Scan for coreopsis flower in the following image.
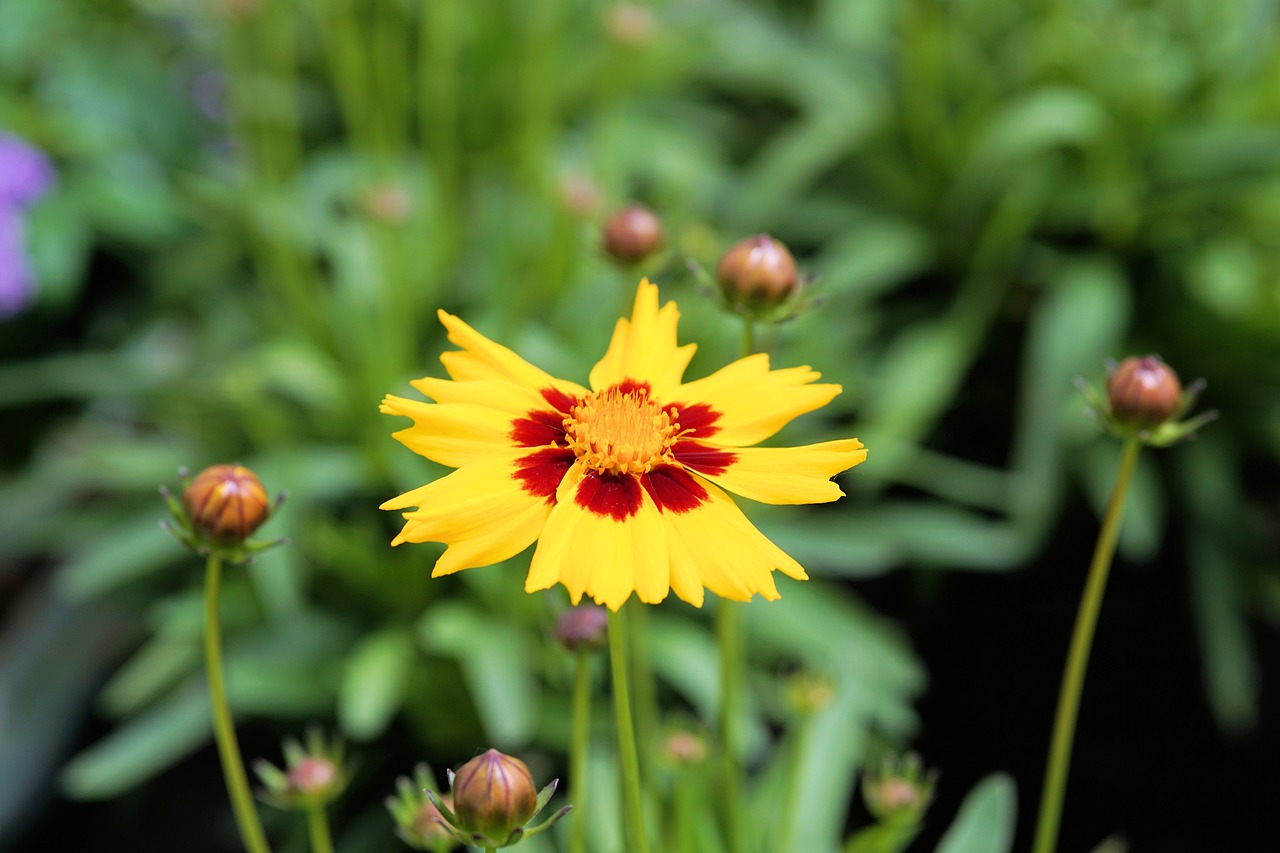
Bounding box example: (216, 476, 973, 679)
(381, 279, 867, 610)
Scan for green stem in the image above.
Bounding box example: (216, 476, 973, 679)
(608, 607, 650, 853)
(740, 315, 756, 358)
(628, 604, 658, 785)
(306, 806, 334, 853)
(775, 714, 814, 853)
(715, 602, 743, 853)
(204, 553, 273, 853)
(569, 651, 593, 853)
(1032, 438, 1141, 853)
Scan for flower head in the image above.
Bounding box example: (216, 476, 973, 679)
(1078, 354, 1217, 446)
(381, 279, 867, 610)
(162, 464, 285, 563)
(603, 204, 664, 264)
(254, 729, 349, 811)
(427, 749, 568, 849)
(553, 604, 609, 652)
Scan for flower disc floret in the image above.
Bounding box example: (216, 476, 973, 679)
(564, 386, 679, 475)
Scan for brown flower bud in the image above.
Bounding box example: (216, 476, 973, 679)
(603, 204, 664, 264)
(182, 464, 271, 543)
(451, 749, 538, 841)
(662, 731, 707, 766)
(1106, 355, 1182, 430)
(715, 234, 799, 307)
(554, 605, 608, 652)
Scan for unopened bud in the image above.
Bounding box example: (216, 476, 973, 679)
(603, 204, 664, 264)
(451, 749, 538, 842)
(604, 4, 656, 46)
(1106, 355, 1182, 430)
(862, 752, 936, 826)
(554, 605, 608, 652)
(182, 464, 271, 543)
(287, 757, 338, 796)
(361, 183, 413, 224)
(662, 731, 707, 766)
(715, 234, 799, 309)
(784, 672, 834, 715)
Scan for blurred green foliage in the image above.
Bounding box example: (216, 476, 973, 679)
(3, 0, 1279, 850)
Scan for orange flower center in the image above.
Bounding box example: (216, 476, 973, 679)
(564, 387, 679, 475)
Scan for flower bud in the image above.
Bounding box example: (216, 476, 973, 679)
(862, 753, 936, 826)
(662, 730, 707, 766)
(603, 204, 663, 264)
(287, 757, 338, 796)
(256, 730, 348, 811)
(361, 183, 413, 224)
(451, 749, 538, 842)
(604, 4, 656, 46)
(784, 672, 834, 716)
(387, 764, 454, 851)
(1106, 355, 1182, 430)
(182, 464, 271, 543)
(554, 605, 608, 652)
(716, 234, 798, 302)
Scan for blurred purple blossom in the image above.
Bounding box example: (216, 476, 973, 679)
(0, 134, 55, 207)
(0, 209, 35, 319)
(0, 135, 55, 319)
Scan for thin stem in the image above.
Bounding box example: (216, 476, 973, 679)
(204, 553, 273, 853)
(628, 604, 658, 786)
(568, 651, 593, 853)
(608, 607, 650, 853)
(306, 806, 334, 853)
(775, 714, 814, 853)
(715, 602, 743, 853)
(1032, 438, 1141, 853)
(740, 315, 755, 357)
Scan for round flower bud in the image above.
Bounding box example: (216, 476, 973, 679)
(715, 234, 799, 308)
(451, 749, 538, 841)
(1106, 355, 1182, 430)
(287, 756, 338, 796)
(603, 204, 664, 264)
(662, 731, 707, 766)
(409, 793, 452, 845)
(182, 464, 271, 543)
(554, 605, 608, 652)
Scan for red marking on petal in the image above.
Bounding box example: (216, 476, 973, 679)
(641, 465, 707, 514)
(510, 409, 566, 447)
(541, 387, 579, 414)
(514, 448, 575, 502)
(575, 471, 643, 521)
(609, 379, 652, 397)
(666, 401, 721, 438)
(672, 441, 737, 476)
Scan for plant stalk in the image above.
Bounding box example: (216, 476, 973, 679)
(608, 607, 650, 853)
(569, 650, 593, 853)
(1032, 438, 1141, 853)
(204, 553, 273, 853)
(306, 806, 334, 853)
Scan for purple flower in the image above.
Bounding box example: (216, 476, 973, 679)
(0, 208, 35, 319)
(0, 134, 55, 208)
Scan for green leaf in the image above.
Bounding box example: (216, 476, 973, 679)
(417, 600, 539, 746)
(60, 686, 210, 800)
(338, 628, 415, 741)
(934, 773, 1017, 853)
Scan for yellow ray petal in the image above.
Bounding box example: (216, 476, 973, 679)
(589, 279, 696, 396)
(381, 395, 516, 467)
(437, 310, 579, 395)
(526, 464, 670, 610)
(386, 451, 555, 576)
(659, 477, 807, 604)
(409, 376, 547, 413)
(666, 353, 842, 446)
(699, 439, 867, 505)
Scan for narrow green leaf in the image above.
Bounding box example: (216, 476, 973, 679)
(934, 773, 1017, 853)
(338, 629, 414, 741)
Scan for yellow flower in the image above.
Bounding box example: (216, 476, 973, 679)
(381, 280, 867, 610)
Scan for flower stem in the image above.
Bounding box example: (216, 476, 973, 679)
(204, 553, 273, 853)
(568, 650, 593, 853)
(306, 806, 334, 853)
(1032, 438, 1141, 853)
(608, 607, 650, 853)
(716, 602, 743, 853)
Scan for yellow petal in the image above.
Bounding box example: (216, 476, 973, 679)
(409, 376, 547, 413)
(666, 353, 842, 446)
(386, 451, 555, 576)
(381, 395, 516, 468)
(589, 279, 696, 396)
(526, 463, 670, 610)
(659, 476, 807, 604)
(700, 439, 867, 505)
(437, 310, 578, 394)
